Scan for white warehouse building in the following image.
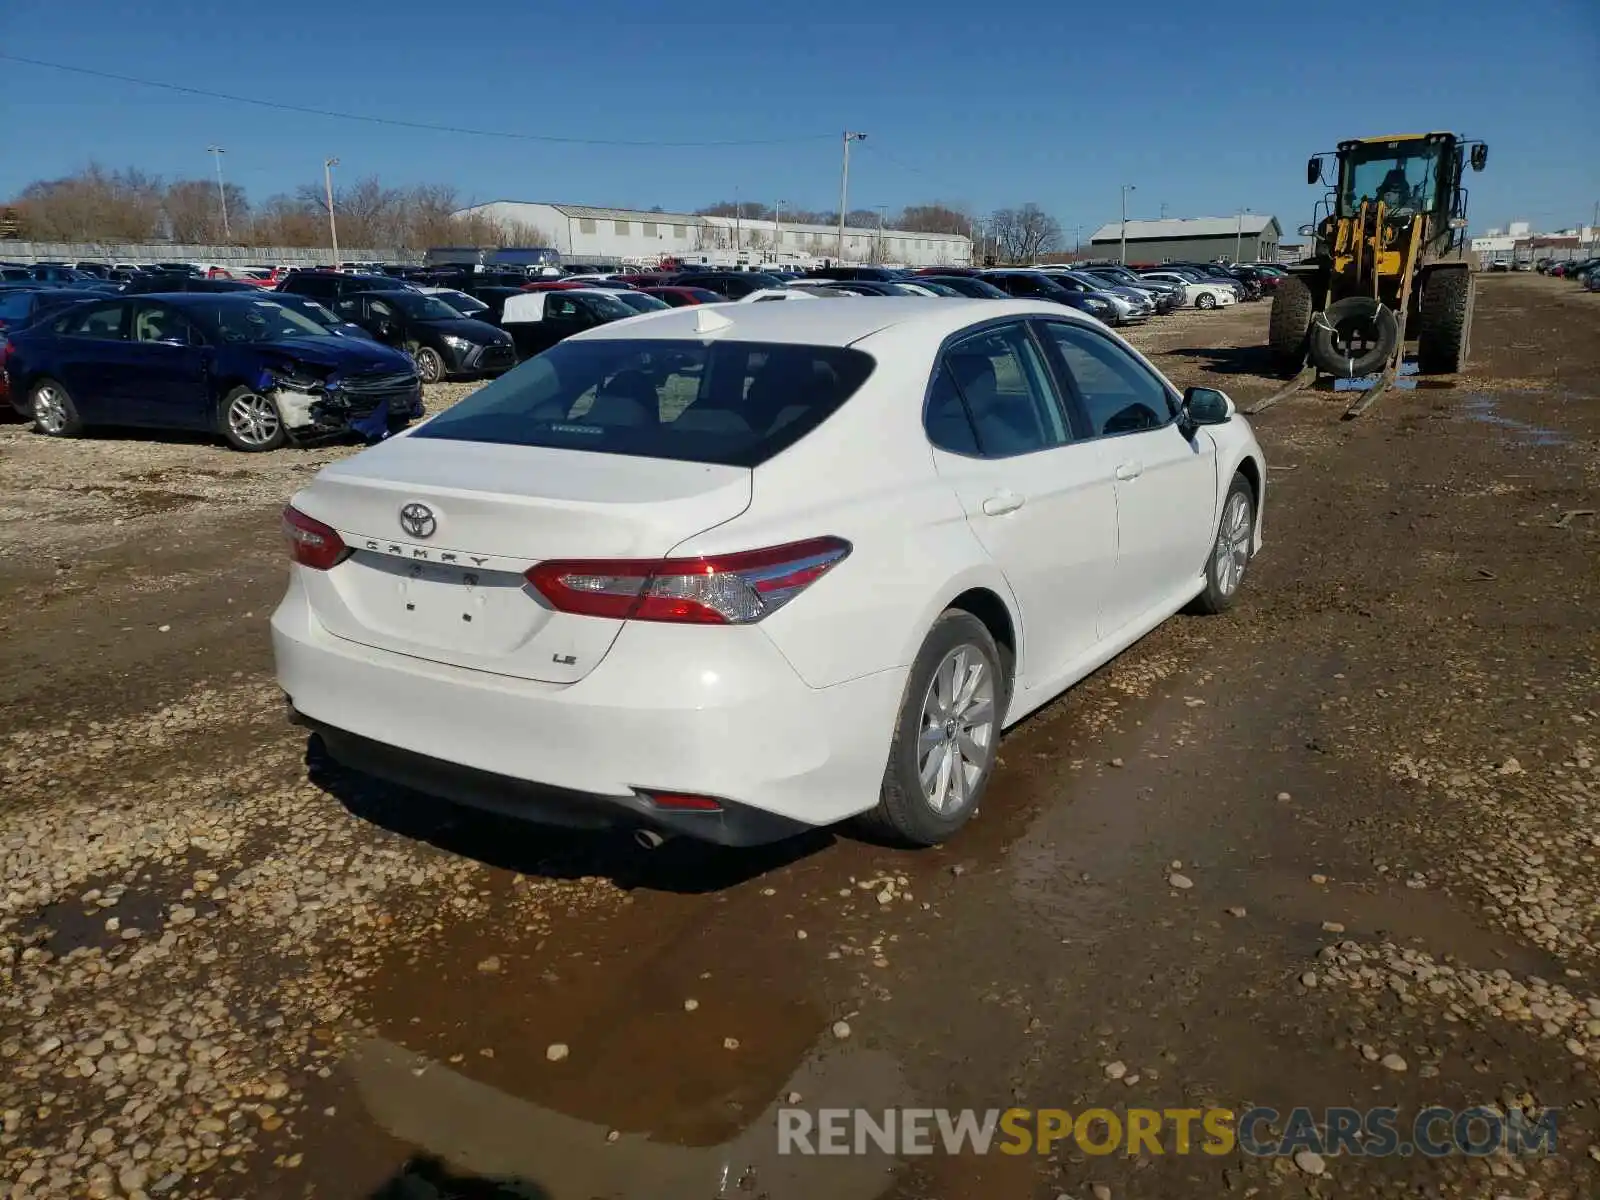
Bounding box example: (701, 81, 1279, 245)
(451, 200, 972, 268)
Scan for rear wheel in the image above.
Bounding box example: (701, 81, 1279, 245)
(1416, 268, 1473, 374)
(219, 385, 286, 452)
(859, 612, 1008, 847)
(29, 378, 82, 437)
(1267, 275, 1315, 373)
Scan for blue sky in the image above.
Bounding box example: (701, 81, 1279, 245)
(4, 0, 1597, 239)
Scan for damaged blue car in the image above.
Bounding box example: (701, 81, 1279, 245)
(3, 292, 423, 451)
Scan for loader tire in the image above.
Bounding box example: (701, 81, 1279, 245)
(1416, 268, 1473, 374)
(1307, 296, 1398, 378)
(1267, 275, 1314, 374)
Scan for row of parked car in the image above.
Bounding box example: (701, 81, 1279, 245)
(0, 255, 1277, 454)
(1537, 256, 1600, 289)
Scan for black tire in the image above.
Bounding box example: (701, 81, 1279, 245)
(218, 385, 287, 452)
(1308, 296, 1399, 378)
(412, 345, 445, 384)
(29, 377, 83, 437)
(1416, 269, 1473, 374)
(1190, 473, 1255, 615)
(1267, 275, 1315, 373)
(1196, 292, 1217, 310)
(858, 611, 1009, 847)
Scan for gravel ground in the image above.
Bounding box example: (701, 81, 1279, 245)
(0, 278, 1597, 1199)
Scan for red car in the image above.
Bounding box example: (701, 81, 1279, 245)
(641, 286, 727, 307)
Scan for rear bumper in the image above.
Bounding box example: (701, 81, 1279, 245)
(271, 576, 907, 843)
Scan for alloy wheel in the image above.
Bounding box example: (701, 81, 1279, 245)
(916, 645, 997, 815)
(227, 392, 281, 448)
(32, 386, 67, 434)
(1213, 491, 1252, 597)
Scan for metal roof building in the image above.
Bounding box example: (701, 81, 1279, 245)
(452, 200, 972, 268)
(1088, 214, 1282, 264)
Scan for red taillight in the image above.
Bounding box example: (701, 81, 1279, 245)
(282, 505, 349, 570)
(525, 536, 851, 625)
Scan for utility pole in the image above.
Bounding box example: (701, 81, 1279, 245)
(838, 131, 866, 262)
(323, 158, 340, 264)
(206, 146, 230, 242)
(875, 205, 888, 265)
(774, 199, 785, 265)
(1235, 207, 1251, 263)
(1120, 184, 1136, 265)
(1159, 201, 1168, 219)
(1074, 224, 1083, 257)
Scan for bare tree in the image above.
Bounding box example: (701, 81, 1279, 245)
(897, 203, 973, 235)
(987, 203, 1061, 264)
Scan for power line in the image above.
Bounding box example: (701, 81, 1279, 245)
(0, 54, 838, 149)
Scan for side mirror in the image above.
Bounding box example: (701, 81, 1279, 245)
(1180, 386, 1234, 435)
(1470, 143, 1488, 172)
(374, 319, 397, 341)
(1298, 224, 1316, 238)
(1306, 155, 1323, 186)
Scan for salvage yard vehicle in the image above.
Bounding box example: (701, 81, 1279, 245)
(1138, 270, 1238, 309)
(5, 293, 421, 451)
(979, 270, 1123, 322)
(1269, 131, 1488, 385)
(331, 290, 516, 383)
(498, 288, 638, 360)
(272, 299, 1265, 848)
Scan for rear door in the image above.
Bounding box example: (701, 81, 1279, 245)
(1038, 320, 1216, 632)
(924, 320, 1117, 688)
(51, 301, 131, 420)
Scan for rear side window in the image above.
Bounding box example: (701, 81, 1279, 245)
(0, 292, 35, 321)
(413, 339, 875, 468)
(59, 302, 127, 340)
(928, 324, 1070, 457)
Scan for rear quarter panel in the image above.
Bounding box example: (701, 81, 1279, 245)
(664, 321, 1023, 692)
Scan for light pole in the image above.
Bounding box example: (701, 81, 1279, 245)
(838, 131, 866, 262)
(323, 157, 340, 264)
(733, 191, 742, 256)
(773, 199, 785, 266)
(1235, 207, 1251, 263)
(875, 205, 888, 264)
(1120, 184, 1136, 264)
(206, 146, 230, 243)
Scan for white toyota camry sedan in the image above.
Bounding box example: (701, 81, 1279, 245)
(272, 299, 1265, 847)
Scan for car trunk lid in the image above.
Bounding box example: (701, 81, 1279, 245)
(294, 436, 751, 683)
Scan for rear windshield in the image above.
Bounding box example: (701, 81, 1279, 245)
(412, 338, 875, 467)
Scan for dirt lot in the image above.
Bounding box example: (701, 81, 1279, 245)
(1, 276, 1596, 1200)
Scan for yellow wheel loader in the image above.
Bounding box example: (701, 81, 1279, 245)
(1268, 133, 1488, 406)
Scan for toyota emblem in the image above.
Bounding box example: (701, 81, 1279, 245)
(399, 502, 437, 539)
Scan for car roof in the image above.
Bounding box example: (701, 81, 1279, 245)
(575, 296, 1086, 348)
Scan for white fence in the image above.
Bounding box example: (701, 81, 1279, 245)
(0, 242, 423, 266)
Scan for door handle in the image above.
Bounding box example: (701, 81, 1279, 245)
(981, 491, 1026, 516)
(1114, 461, 1144, 481)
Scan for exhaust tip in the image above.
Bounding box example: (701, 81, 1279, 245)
(634, 829, 667, 851)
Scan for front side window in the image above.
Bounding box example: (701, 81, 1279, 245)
(930, 323, 1069, 458)
(132, 302, 197, 344)
(1041, 321, 1177, 436)
(412, 339, 875, 467)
